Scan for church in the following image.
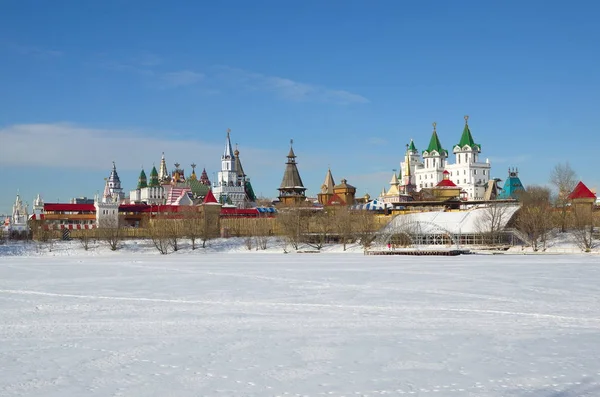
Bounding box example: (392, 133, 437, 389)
(381, 116, 492, 202)
(211, 129, 257, 208)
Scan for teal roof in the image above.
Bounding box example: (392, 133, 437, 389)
(245, 180, 257, 202)
(423, 131, 448, 156)
(454, 123, 481, 151)
(498, 170, 525, 199)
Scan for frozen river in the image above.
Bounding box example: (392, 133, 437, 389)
(1, 253, 600, 396)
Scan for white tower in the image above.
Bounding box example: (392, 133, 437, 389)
(105, 161, 125, 202)
(445, 116, 491, 200)
(212, 129, 248, 207)
(95, 193, 119, 228)
(414, 122, 448, 189)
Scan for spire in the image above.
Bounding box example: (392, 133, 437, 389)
(408, 139, 417, 153)
(158, 152, 169, 182)
(321, 168, 335, 194)
(149, 165, 159, 187)
(278, 139, 306, 199)
(424, 122, 448, 156)
(234, 147, 246, 178)
(454, 115, 481, 152)
(200, 168, 211, 186)
(102, 178, 111, 199)
(137, 168, 148, 189)
(189, 163, 198, 181)
(223, 128, 234, 159)
(405, 143, 411, 178)
(389, 171, 399, 186)
(287, 139, 296, 160)
(107, 161, 121, 188)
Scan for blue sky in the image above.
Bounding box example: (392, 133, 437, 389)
(1, 0, 599, 214)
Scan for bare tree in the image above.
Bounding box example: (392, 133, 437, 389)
(78, 229, 96, 251)
(353, 210, 378, 249)
(98, 216, 122, 251)
(570, 204, 597, 252)
(306, 209, 332, 250)
(476, 202, 513, 246)
(276, 203, 310, 251)
(515, 186, 553, 251)
(181, 206, 203, 250)
(331, 206, 355, 251)
(252, 215, 271, 250)
(550, 162, 577, 233)
(166, 215, 183, 252)
(148, 211, 171, 255)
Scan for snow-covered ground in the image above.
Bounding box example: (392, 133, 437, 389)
(1, 241, 600, 396)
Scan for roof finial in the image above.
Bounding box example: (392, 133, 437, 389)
(464, 115, 469, 125)
(191, 163, 196, 171)
(227, 128, 231, 137)
(290, 138, 294, 146)
(432, 122, 437, 132)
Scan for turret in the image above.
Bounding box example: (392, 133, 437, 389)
(158, 152, 169, 183)
(317, 168, 335, 205)
(422, 122, 448, 169)
(453, 115, 481, 164)
(277, 139, 306, 205)
(137, 168, 148, 189)
(149, 166, 159, 187)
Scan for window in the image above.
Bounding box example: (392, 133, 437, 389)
(474, 169, 477, 175)
(464, 179, 466, 183)
(463, 170, 466, 175)
(483, 170, 486, 175)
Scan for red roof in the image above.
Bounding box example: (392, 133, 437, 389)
(203, 190, 219, 204)
(442, 170, 450, 175)
(44, 203, 95, 212)
(436, 179, 458, 188)
(326, 193, 346, 206)
(119, 204, 151, 213)
(568, 181, 597, 200)
(220, 208, 259, 217)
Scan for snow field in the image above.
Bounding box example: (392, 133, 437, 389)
(1, 253, 600, 396)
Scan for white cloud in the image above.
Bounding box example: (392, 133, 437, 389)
(0, 123, 280, 172)
(160, 70, 204, 88)
(216, 66, 369, 105)
(6, 42, 63, 58)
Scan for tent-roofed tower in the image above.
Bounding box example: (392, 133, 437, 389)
(158, 152, 170, 183)
(137, 168, 148, 189)
(148, 165, 160, 187)
(453, 115, 481, 162)
(212, 129, 254, 207)
(413, 122, 448, 189)
(317, 168, 335, 205)
(498, 168, 525, 199)
(278, 139, 306, 205)
(106, 161, 125, 202)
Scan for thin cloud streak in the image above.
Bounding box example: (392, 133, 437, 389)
(3, 41, 63, 58)
(0, 123, 281, 173)
(160, 70, 204, 88)
(216, 66, 369, 105)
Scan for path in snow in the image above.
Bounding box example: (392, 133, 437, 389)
(1, 253, 600, 396)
